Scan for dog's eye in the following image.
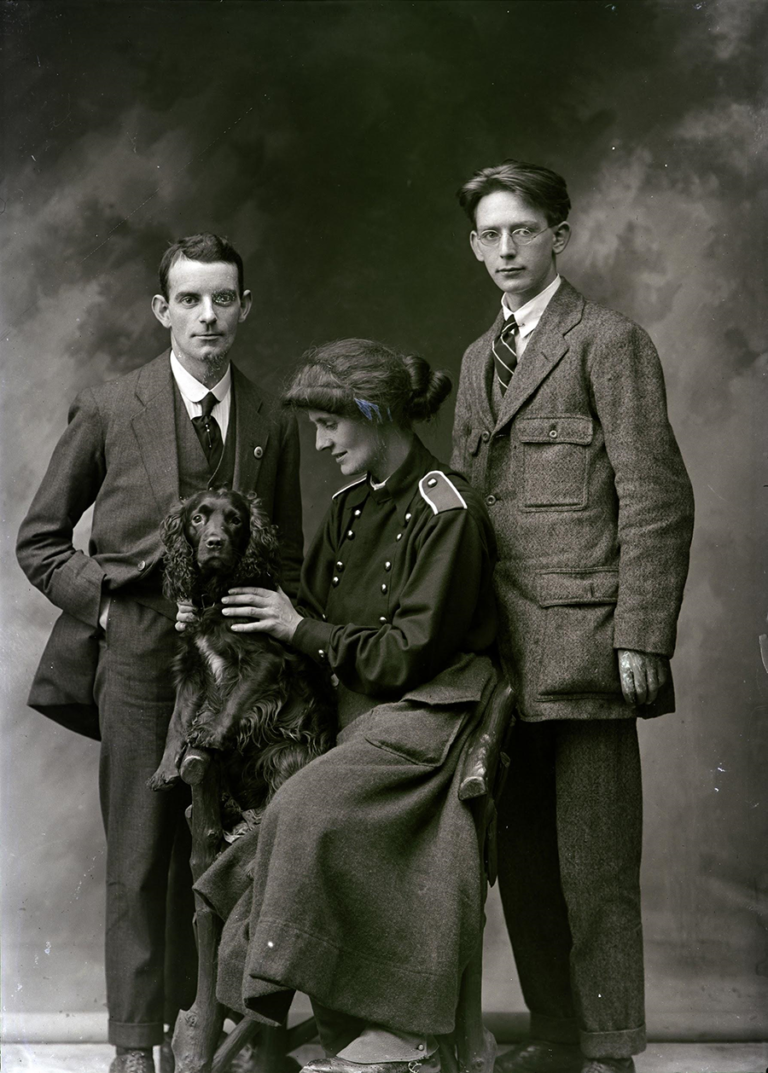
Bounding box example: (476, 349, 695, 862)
(191, 514, 204, 525)
(230, 516, 242, 525)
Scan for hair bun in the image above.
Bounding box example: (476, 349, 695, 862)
(403, 354, 452, 420)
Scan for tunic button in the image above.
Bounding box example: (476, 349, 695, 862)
(381, 583, 388, 594)
(417, 1045, 425, 1051)
(427, 478, 438, 488)
(379, 616, 387, 623)
(332, 576, 340, 586)
(318, 649, 326, 659)
(354, 508, 362, 517)
(267, 940, 274, 948)
(254, 446, 264, 458)
(138, 560, 146, 571)
(384, 561, 391, 571)
(481, 431, 490, 443)
(322, 614, 327, 621)
(405, 512, 412, 522)
(336, 561, 344, 571)
(396, 533, 403, 541)
(549, 428, 558, 438)
(486, 495, 496, 506)
(346, 530, 355, 539)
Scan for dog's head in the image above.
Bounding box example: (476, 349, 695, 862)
(161, 489, 282, 603)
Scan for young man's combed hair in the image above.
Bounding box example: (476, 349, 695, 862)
(458, 159, 571, 227)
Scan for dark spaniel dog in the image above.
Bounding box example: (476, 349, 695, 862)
(148, 489, 335, 819)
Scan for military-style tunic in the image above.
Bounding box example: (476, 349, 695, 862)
(292, 434, 497, 724)
(196, 435, 499, 1036)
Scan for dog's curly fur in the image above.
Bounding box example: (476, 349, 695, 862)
(148, 488, 335, 816)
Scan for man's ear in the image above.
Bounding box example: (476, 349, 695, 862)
(151, 294, 172, 328)
(238, 289, 253, 323)
(469, 231, 486, 263)
(552, 222, 571, 255)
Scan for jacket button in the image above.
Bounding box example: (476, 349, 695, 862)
(384, 561, 391, 571)
(332, 576, 340, 586)
(346, 530, 355, 539)
(379, 616, 387, 623)
(138, 560, 146, 571)
(318, 649, 326, 659)
(481, 431, 490, 442)
(381, 583, 388, 594)
(427, 478, 437, 488)
(396, 533, 403, 541)
(405, 512, 412, 522)
(254, 446, 263, 458)
(336, 561, 344, 571)
(549, 428, 558, 438)
(486, 495, 496, 506)
(353, 508, 362, 517)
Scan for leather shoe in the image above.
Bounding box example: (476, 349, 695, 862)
(581, 1061, 635, 1073)
(302, 1052, 440, 1073)
(495, 1041, 582, 1073)
(110, 1050, 156, 1073)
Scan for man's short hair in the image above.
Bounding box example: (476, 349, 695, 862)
(458, 160, 571, 227)
(158, 232, 244, 299)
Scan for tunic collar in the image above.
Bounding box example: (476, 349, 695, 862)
(342, 435, 440, 514)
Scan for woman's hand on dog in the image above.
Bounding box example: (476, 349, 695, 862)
(222, 586, 303, 643)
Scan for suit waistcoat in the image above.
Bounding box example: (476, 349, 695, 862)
(173, 382, 236, 497)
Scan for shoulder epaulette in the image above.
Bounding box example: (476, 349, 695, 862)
(419, 471, 468, 515)
(332, 475, 368, 500)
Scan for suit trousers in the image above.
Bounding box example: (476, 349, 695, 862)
(95, 597, 197, 1049)
(496, 718, 646, 1059)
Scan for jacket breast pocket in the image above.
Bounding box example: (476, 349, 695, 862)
(518, 416, 592, 510)
(364, 704, 467, 767)
(536, 570, 622, 697)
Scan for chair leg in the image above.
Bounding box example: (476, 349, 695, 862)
(454, 941, 496, 1073)
(173, 751, 227, 1073)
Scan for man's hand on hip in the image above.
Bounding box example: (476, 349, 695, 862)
(618, 649, 669, 706)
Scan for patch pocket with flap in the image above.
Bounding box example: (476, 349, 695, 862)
(536, 570, 622, 697)
(518, 415, 593, 510)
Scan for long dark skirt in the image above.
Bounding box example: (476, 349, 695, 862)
(195, 655, 496, 1037)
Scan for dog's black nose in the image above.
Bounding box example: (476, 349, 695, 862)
(205, 535, 223, 548)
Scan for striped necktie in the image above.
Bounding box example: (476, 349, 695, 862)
(492, 315, 519, 394)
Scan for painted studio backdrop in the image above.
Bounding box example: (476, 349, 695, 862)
(1, 0, 766, 1042)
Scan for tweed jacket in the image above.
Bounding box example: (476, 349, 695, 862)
(17, 350, 303, 736)
(451, 278, 694, 721)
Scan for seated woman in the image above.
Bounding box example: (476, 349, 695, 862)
(194, 338, 499, 1073)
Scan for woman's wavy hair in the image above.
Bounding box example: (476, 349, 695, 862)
(161, 489, 282, 604)
(283, 338, 452, 428)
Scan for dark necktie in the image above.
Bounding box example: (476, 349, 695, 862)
(192, 392, 223, 472)
(492, 315, 520, 395)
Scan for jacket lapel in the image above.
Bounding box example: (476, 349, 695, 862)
(493, 279, 585, 433)
(131, 351, 180, 511)
(231, 365, 268, 492)
(470, 311, 504, 426)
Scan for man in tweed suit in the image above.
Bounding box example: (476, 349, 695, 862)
(451, 162, 694, 1073)
(17, 233, 303, 1073)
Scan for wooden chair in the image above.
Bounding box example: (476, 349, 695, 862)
(170, 678, 516, 1073)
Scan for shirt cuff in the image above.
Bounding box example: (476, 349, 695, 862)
(292, 617, 335, 666)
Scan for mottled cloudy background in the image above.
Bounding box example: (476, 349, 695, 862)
(1, 0, 766, 1041)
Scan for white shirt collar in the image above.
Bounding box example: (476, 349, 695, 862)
(502, 274, 561, 337)
(170, 351, 231, 403)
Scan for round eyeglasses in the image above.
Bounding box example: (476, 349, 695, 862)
(475, 225, 558, 249)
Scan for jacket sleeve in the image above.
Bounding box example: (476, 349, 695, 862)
(589, 322, 695, 656)
(293, 507, 492, 697)
(450, 348, 475, 476)
(271, 409, 304, 601)
(16, 388, 107, 627)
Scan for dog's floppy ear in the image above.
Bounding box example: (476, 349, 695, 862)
(161, 501, 196, 602)
(233, 492, 283, 587)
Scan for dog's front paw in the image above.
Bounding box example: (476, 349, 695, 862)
(147, 763, 180, 792)
(187, 720, 229, 750)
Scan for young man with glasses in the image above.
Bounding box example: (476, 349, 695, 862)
(451, 161, 694, 1073)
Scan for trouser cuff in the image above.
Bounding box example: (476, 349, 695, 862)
(109, 1019, 165, 1049)
(580, 1024, 647, 1059)
(529, 1012, 580, 1045)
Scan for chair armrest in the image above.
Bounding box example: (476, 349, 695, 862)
(458, 680, 516, 801)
